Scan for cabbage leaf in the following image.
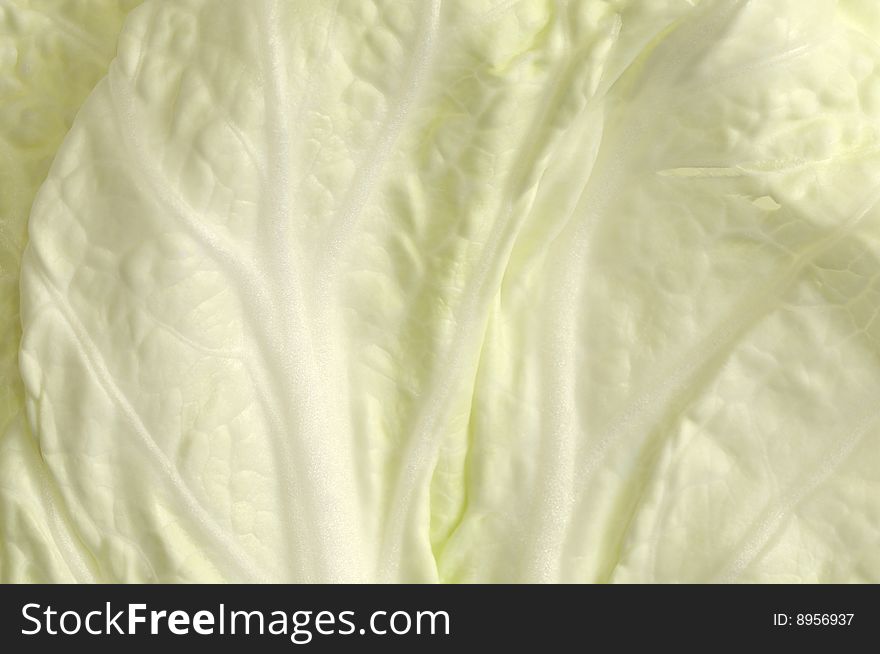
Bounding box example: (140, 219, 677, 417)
(6, 0, 880, 582)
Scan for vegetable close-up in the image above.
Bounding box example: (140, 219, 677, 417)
(2, 0, 879, 584)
